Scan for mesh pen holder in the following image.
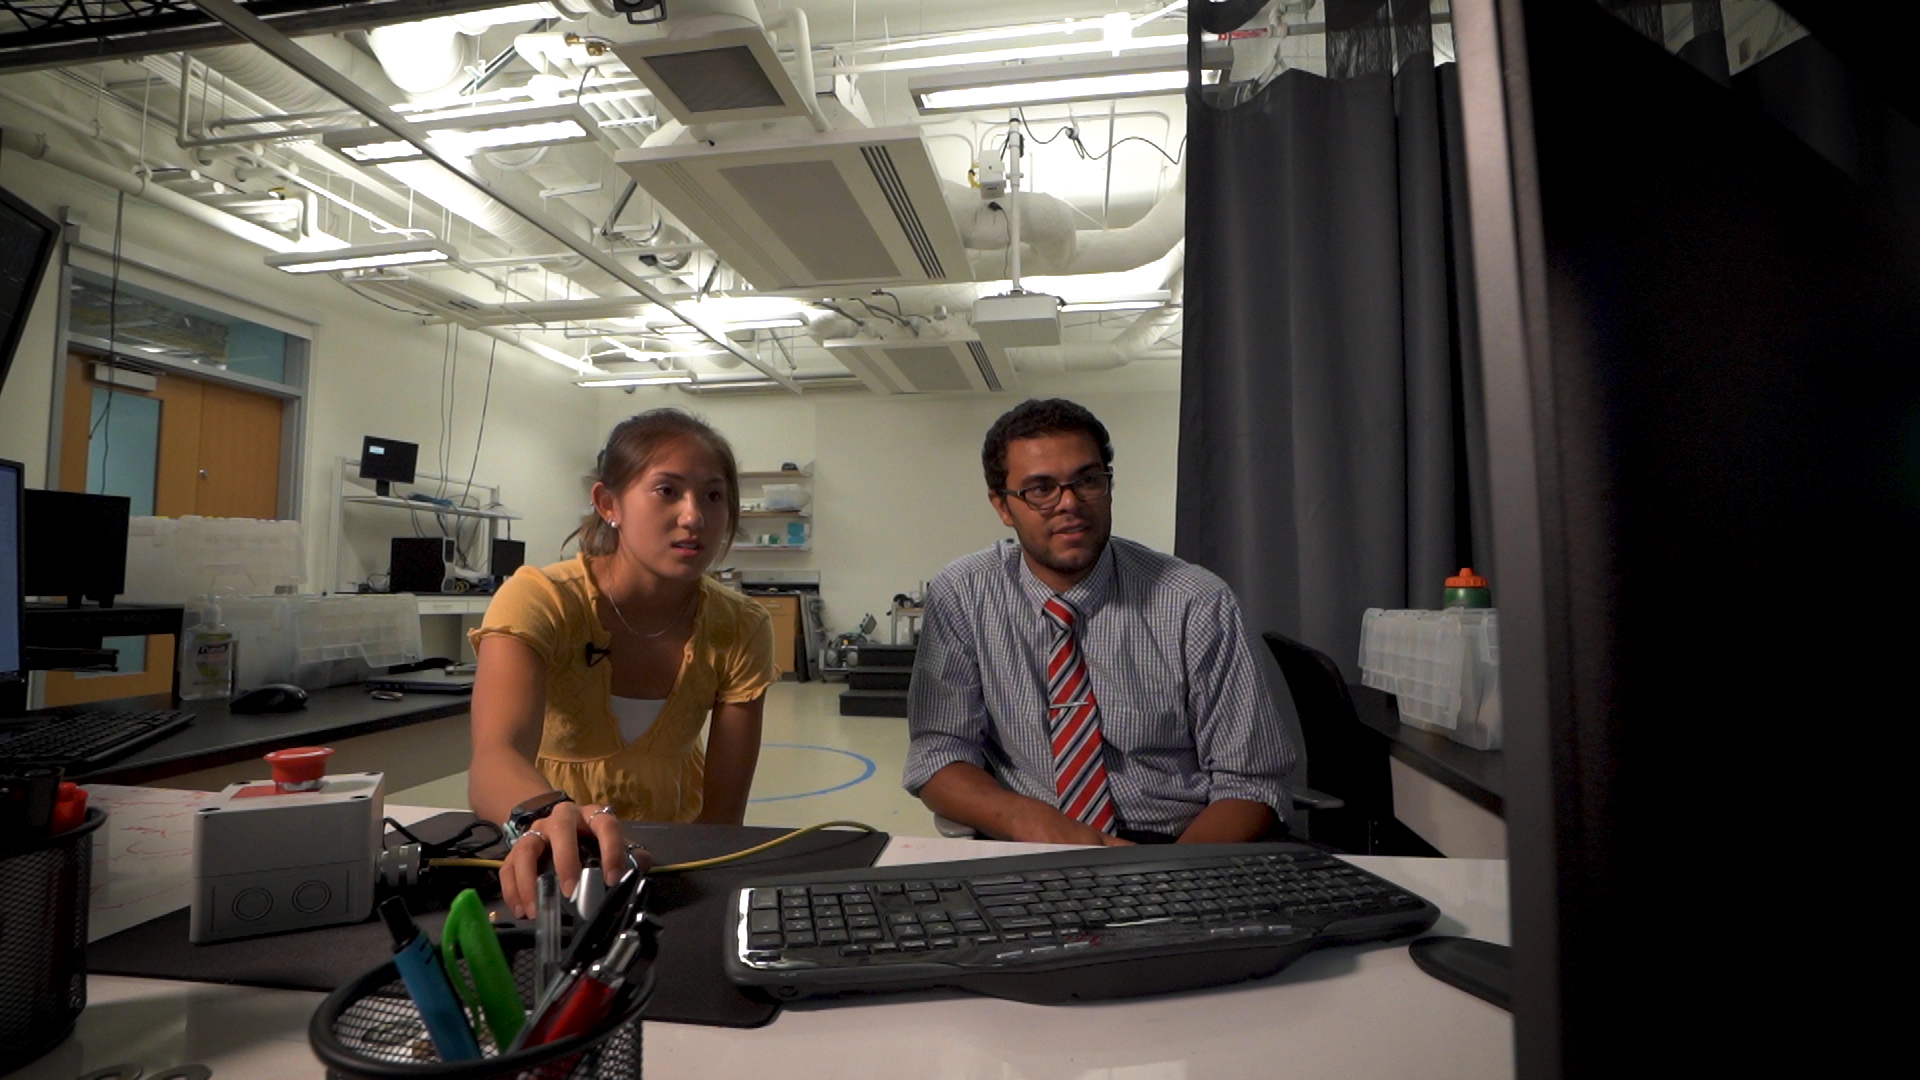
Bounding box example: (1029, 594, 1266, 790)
(310, 932, 650, 1080)
(0, 807, 106, 1069)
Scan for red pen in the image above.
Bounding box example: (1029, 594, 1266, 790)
(517, 930, 642, 1050)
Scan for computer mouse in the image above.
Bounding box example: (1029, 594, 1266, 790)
(230, 683, 310, 714)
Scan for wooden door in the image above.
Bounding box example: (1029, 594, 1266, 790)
(195, 381, 282, 518)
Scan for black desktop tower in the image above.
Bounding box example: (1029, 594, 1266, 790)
(389, 536, 453, 594)
(489, 538, 526, 584)
(22, 490, 131, 607)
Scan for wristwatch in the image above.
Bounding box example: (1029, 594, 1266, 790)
(502, 790, 573, 845)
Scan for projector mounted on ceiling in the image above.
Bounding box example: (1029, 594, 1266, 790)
(823, 335, 1017, 396)
(615, 126, 972, 290)
(611, 28, 812, 126)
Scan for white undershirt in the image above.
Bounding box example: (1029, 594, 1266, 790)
(610, 695, 667, 744)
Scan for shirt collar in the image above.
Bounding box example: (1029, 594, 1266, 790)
(1012, 537, 1116, 618)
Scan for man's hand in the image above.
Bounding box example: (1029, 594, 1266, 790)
(919, 761, 1131, 846)
(1007, 803, 1135, 847)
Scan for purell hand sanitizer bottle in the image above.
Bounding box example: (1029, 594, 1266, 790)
(179, 596, 235, 700)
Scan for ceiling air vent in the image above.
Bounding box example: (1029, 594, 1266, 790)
(615, 127, 970, 290)
(823, 335, 1016, 395)
(611, 28, 811, 126)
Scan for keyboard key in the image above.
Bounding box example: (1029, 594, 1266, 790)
(810, 884, 857, 896)
(889, 913, 920, 924)
(986, 905, 1028, 918)
(748, 933, 782, 949)
(895, 924, 925, 938)
(1110, 907, 1140, 921)
(903, 881, 933, 892)
(900, 938, 929, 951)
(1025, 870, 1067, 882)
(930, 936, 958, 949)
(1083, 908, 1111, 924)
(925, 922, 956, 936)
(845, 904, 877, 917)
(853, 928, 885, 942)
(788, 932, 816, 947)
(1050, 912, 1083, 927)
(871, 942, 899, 954)
(816, 917, 846, 931)
(780, 887, 809, 899)
(1065, 868, 1095, 879)
(818, 930, 849, 945)
(919, 910, 948, 922)
(998, 916, 1050, 930)
(749, 911, 782, 934)
(876, 883, 904, 895)
(1027, 928, 1055, 939)
(934, 880, 964, 891)
(971, 933, 1000, 944)
(1168, 902, 1196, 915)
(785, 919, 814, 933)
(750, 891, 778, 910)
(972, 883, 1036, 898)
(907, 890, 940, 904)
(956, 920, 987, 933)
(950, 909, 980, 921)
(840, 944, 871, 957)
(966, 874, 1025, 887)
(849, 915, 881, 929)
(1027, 902, 1057, 914)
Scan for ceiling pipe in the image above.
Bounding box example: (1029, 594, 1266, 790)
(0, 122, 299, 253)
(960, 163, 1186, 279)
(186, 0, 796, 391)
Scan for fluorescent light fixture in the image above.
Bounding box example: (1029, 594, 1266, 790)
(576, 373, 696, 388)
(324, 104, 599, 163)
(1059, 292, 1174, 313)
(264, 239, 457, 274)
(910, 46, 1230, 114)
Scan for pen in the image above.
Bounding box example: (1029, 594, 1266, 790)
(536, 871, 560, 1006)
(441, 888, 525, 1049)
(378, 897, 481, 1063)
(518, 929, 643, 1050)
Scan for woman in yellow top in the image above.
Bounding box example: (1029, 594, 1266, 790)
(469, 409, 776, 917)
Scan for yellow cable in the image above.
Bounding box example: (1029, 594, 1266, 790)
(423, 820, 879, 874)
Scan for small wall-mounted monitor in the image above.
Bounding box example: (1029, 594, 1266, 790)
(359, 436, 419, 497)
(0, 184, 60, 404)
(23, 489, 131, 608)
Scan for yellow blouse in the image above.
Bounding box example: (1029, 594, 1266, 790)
(469, 555, 776, 822)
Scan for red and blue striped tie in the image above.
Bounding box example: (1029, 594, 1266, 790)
(1043, 596, 1116, 834)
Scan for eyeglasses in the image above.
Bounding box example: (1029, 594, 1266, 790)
(999, 469, 1114, 511)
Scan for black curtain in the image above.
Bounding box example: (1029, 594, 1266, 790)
(1175, 1, 1489, 704)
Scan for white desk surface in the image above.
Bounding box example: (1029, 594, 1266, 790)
(18, 795, 1512, 1080)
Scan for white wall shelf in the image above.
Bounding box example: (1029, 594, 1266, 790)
(343, 495, 523, 521)
(417, 596, 492, 616)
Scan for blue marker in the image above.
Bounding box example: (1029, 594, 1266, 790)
(379, 897, 483, 1062)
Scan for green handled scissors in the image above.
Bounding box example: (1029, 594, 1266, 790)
(441, 888, 525, 1049)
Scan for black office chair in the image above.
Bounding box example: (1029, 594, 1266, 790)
(1263, 631, 1434, 855)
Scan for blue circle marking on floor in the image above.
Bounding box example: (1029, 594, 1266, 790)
(749, 743, 878, 803)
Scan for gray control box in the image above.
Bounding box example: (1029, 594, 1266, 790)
(189, 772, 384, 943)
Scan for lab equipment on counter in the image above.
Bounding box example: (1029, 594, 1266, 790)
(190, 754, 384, 943)
(1358, 607, 1503, 750)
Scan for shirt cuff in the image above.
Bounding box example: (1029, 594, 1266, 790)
(1207, 772, 1293, 824)
(902, 734, 988, 795)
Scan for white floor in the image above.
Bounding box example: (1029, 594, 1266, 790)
(389, 681, 936, 835)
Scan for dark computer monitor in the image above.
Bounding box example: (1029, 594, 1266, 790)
(1, 459, 23, 689)
(22, 489, 131, 608)
(489, 538, 526, 584)
(0, 184, 60, 402)
(1456, 0, 1916, 1073)
(359, 436, 419, 497)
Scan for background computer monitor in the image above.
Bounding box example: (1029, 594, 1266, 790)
(1, 460, 23, 689)
(0, 184, 60, 402)
(358, 436, 419, 497)
(22, 489, 131, 608)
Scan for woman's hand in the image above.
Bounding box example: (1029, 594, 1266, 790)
(499, 800, 646, 918)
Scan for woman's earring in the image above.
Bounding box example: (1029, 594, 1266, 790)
(609, 519, 619, 529)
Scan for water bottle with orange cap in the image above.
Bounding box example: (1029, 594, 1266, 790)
(1443, 568, 1491, 609)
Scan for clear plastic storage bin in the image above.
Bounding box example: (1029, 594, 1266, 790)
(198, 594, 424, 690)
(1358, 608, 1503, 750)
(124, 516, 304, 603)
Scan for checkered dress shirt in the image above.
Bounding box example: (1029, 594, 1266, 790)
(903, 537, 1296, 836)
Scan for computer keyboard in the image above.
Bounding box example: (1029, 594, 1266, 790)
(0, 707, 193, 769)
(725, 843, 1440, 1004)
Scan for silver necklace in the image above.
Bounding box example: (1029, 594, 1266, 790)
(604, 586, 697, 639)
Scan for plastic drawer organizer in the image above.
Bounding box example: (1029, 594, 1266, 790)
(1358, 609, 1503, 751)
(213, 594, 424, 691)
(124, 516, 304, 603)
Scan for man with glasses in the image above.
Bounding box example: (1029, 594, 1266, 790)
(904, 398, 1297, 845)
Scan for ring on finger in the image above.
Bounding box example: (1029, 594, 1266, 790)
(585, 805, 615, 823)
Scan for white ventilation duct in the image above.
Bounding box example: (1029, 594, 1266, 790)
(197, 36, 407, 114)
(366, 3, 575, 101)
(956, 164, 1186, 280)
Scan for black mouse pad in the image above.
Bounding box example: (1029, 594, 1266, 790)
(86, 813, 889, 1028)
